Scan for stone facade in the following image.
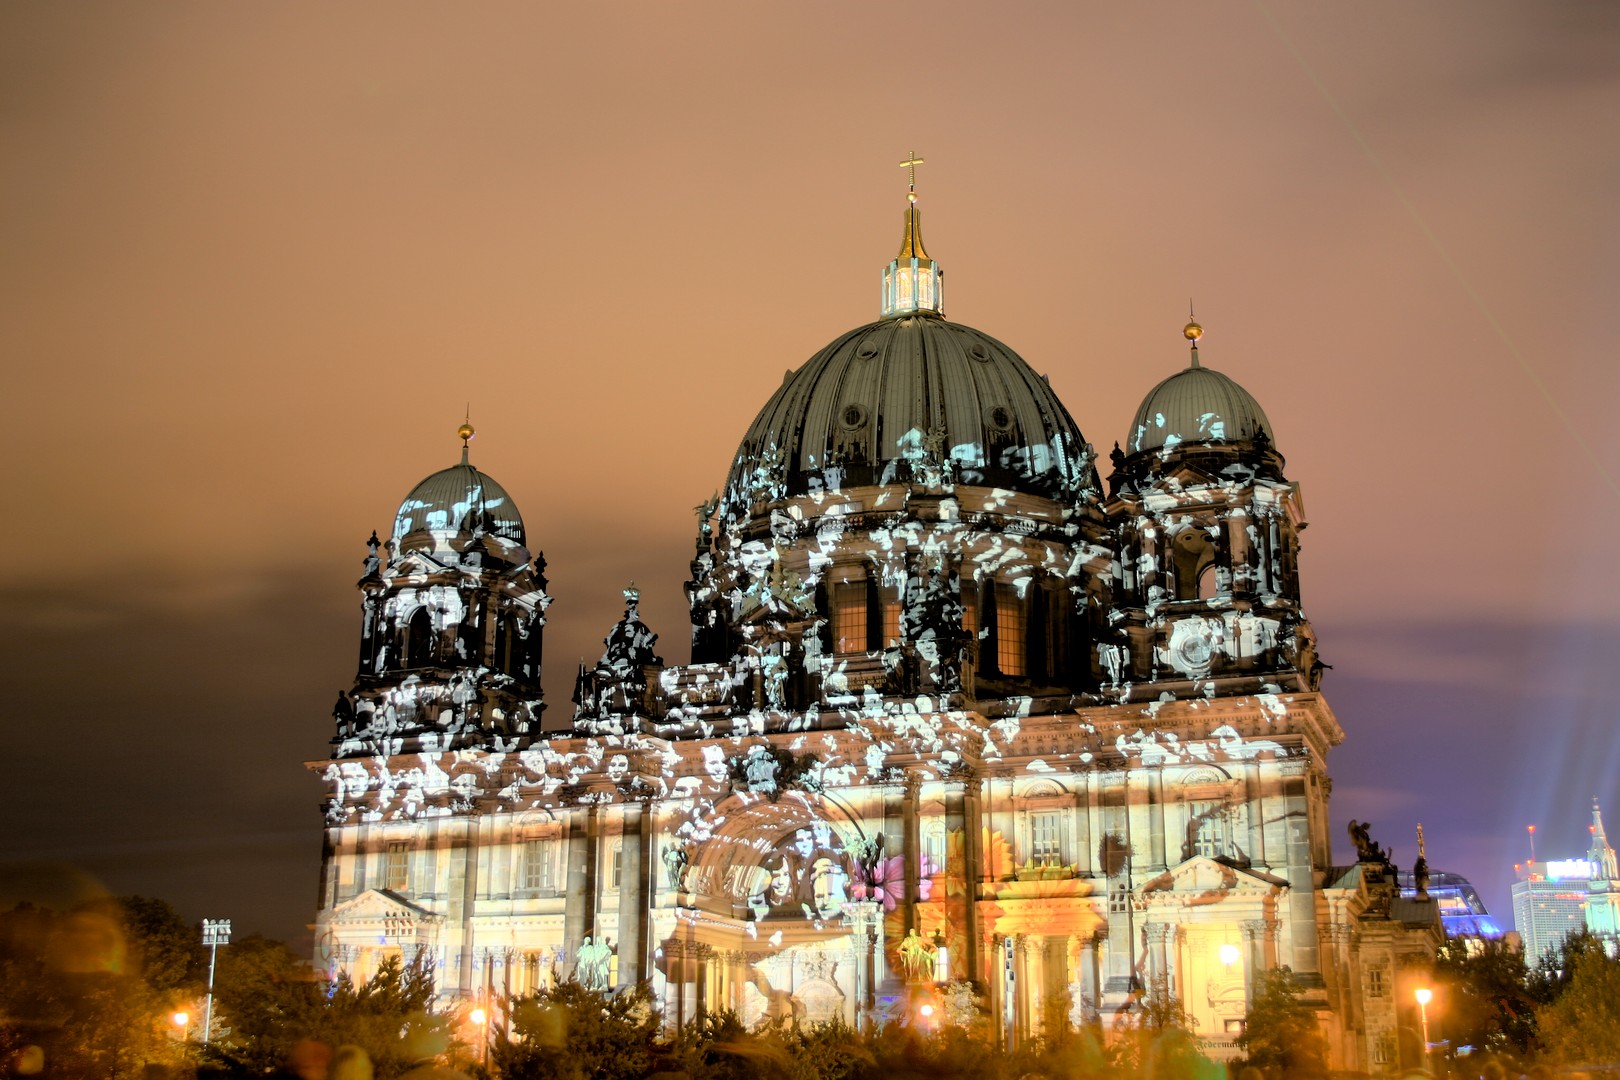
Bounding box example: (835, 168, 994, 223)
(309, 193, 1439, 1070)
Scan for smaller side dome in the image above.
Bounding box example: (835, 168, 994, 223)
(1127, 364, 1273, 455)
(392, 462, 525, 549)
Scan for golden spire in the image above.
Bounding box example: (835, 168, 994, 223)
(882, 152, 943, 318)
(1183, 301, 1203, 368)
(458, 406, 475, 465)
(896, 151, 930, 260)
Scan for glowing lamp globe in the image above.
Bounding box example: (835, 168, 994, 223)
(172, 1011, 189, 1028)
(1414, 987, 1432, 1006)
(469, 1008, 487, 1025)
(1218, 943, 1241, 966)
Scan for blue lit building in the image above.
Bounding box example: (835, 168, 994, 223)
(1397, 870, 1503, 940)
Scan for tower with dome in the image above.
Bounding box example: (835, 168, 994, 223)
(310, 169, 1439, 1070)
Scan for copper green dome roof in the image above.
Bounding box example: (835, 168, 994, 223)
(1127, 363, 1273, 455)
(391, 460, 525, 550)
(723, 315, 1094, 513)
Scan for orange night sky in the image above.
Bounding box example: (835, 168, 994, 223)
(3, 2, 1617, 948)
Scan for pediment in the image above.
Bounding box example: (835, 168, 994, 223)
(1137, 856, 1288, 907)
(330, 888, 439, 924)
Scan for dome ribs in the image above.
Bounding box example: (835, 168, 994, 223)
(723, 317, 1090, 505)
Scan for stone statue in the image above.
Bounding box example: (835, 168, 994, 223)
(1348, 819, 1387, 865)
(663, 845, 689, 891)
(332, 691, 356, 738)
(745, 749, 780, 794)
(898, 928, 937, 982)
(575, 935, 611, 990)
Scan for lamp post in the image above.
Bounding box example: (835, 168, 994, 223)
(201, 919, 231, 1047)
(172, 1011, 190, 1040)
(1414, 987, 1433, 1070)
(469, 1007, 490, 1069)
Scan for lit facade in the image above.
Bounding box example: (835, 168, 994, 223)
(309, 182, 1439, 1071)
(1511, 801, 1620, 964)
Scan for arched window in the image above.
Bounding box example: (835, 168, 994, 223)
(403, 607, 434, 669)
(1197, 563, 1219, 601)
(494, 612, 524, 676)
(1172, 528, 1217, 601)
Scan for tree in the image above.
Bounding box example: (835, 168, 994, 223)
(1534, 934, 1620, 1066)
(0, 896, 205, 1079)
(205, 933, 328, 1074)
(492, 980, 661, 1080)
(206, 946, 453, 1079)
(1432, 936, 1538, 1058)
(1107, 976, 1220, 1080)
(1236, 966, 1329, 1079)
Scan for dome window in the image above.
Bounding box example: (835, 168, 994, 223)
(995, 582, 1027, 677)
(402, 607, 435, 669)
(987, 405, 1014, 433)
(856, 341, 879, 360)
(841, 404, 868, 430)
(970, 342, 990, 362)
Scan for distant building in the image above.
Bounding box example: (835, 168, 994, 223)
(1397, 870, 1503, 940)
(308, 175, 1441, 1072)
(1512, 801, 1620, 964)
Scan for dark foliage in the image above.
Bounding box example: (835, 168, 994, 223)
(1236, 966, 1329, 1079)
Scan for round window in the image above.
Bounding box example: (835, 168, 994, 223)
(841, 404, 867, 429)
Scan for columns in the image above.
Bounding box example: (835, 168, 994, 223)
(1144, 922, 1173, 996)
(1279, 763, 1320, 976)
(616, 802, 651, 985)
(901, 774, 921, 935)
(1072, 930, 1103, 1024)
(1241, 918, 1277, 1005)
(563, 806, 598, 957)
(848, 900, 883, 1029)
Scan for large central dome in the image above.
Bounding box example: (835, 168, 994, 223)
(723, 313, 1093, 512)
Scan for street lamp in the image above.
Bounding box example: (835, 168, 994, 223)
(201, 919, 231, 1048)
(172, 1011, 190, 1039)
(1414, 987, 1433, 1066)
(469, 1007, 489, 1068)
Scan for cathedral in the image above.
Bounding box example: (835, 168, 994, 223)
(310, 171, 1441, 1071)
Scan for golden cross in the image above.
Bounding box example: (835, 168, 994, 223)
(900, 152, 924, 197)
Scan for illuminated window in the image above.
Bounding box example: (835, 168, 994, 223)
(833, 581, 867, 653)
(1031, 811, 1062, 866)
(1367, 967, 1386, 997)
(523, 839, 557, 892)
(386, 841, 410, 892)
(922, 824, 945, 873)
(882, 593, 901, 647)
(996, 583, 1026, 676)
(605, 841, 623, 892)
(1188, 801, 1228, 858)
(1373, 1035, 1394, 1065)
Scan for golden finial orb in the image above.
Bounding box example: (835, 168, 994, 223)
(1183, 319, 1203, 342)
(457, 421, 475, 443)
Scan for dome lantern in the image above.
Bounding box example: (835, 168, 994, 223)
(880, 152, 944, 319)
